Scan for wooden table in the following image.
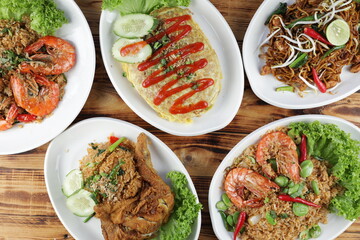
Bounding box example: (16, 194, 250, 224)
(1, 0, 359, 239)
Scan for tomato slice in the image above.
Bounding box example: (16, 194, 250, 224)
(109, 136, 119, 144)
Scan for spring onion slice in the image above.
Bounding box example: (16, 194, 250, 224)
(108, 137, 126, 152)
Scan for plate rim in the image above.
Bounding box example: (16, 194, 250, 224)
(208, 114, 358, 240)
(0, 0, 96, 155)
(242, 0, 360, 110)
(99, 0, 244, 136)
(44, 117, 202, 240)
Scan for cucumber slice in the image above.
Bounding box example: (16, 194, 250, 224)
(326, 19, 350, 46)
(112, 38, 152, 63)
(62, 169, 83, 197)
(113, 14, 156, 38)
(66, 189, 96, 217)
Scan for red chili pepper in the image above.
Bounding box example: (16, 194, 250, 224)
(233, 212, 247, 240)
(311, 68, 327, 93)
(304, 27, 332, 45)
(109, 136, 119, 144)
(299, 134, 307, 163)
(16, 114, 37, 122)
(278, 194, 321, 208)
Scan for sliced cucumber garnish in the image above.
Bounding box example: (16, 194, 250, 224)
(326, 19, 350, 46)
(113, 14, 156, 38)
(112, 38, 152, 63)
(66, 189, 96, 217)
(62, 169, 83, 197)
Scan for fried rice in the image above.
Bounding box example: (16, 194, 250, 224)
(223, 128, 343, 240)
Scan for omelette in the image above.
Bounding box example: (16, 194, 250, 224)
(121, 7, 222, 123)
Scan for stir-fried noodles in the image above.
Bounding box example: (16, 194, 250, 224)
(260, 0, 359, 94)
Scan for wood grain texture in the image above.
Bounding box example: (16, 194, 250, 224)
(0, 0, 359, 239)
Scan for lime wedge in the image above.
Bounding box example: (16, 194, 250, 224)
(326, 19, 350, 46)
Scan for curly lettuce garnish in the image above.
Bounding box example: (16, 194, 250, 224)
(153, 171, 202, 240)
(102, 0, 191, 15)
(288, 121, 360, 220)
(0, 0, 68, 36)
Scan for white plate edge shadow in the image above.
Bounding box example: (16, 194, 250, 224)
(0, 0, 96, 155)
(208, 114, 358, 240)
(242, 0, 360, 110)
(99, 0, 244, 136)
(44, 117, 201, 240)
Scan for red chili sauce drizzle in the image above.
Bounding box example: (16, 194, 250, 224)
(127, 15, 215, 115)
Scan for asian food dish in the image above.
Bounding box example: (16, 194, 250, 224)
(0, 0, 75, 131)
(260, 0, 359, 95)
(216, 121, 360, 240)
(103, 0, 222, 123)
(62, 133, 201, 240)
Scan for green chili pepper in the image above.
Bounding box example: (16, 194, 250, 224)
(108, 137, 126, 152)
(311, 180, 320, 195)
(300, 160, 314, 178)
(289, 53, 308, 68)
(286, 15, 316, 28)
(83, 212, 95, 223)
(321, 45, 345, 59)
(265, 2, 287, 25)
(276, 86, 294, 92)
(292, 202, 309, 216)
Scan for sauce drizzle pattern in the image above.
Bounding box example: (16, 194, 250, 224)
(137, 14, 215, 115)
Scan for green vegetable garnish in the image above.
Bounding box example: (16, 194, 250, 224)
(153, 171, 202, 240)
(0, 0, 68, 35)
(311, 180, 320, 195)
(222, 193, 232, 207)
(216, 201, 227, 211)
(276, 86, 294, 92)
(309, 225, 321, 238)
(300, 160, 314, 178)
(288, 121, 360, 220)
(289, 53, 308, 68)
(265, 211, 277, 225)
(102, 0, 191, 15)
(265, 2, 287, 25)
(108, 137, 126, 152)
(292, 202, 309, 216)
(275, 175, 289, 187)
(321, 45, 345, 59)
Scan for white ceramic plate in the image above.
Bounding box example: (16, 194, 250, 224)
(99, 0, 243, 136)
(44, 117, 201, 240)
(243, 0, 360, 109)
(209, 114, 359, 240)
(0, 0, 95, 155)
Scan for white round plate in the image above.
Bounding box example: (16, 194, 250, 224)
(243, 0, 360, 109)
(99, 0, 243, 136)
(0, 0, 95, 155)
(44, 117, 201, 240)
(209, 114, 359, 240)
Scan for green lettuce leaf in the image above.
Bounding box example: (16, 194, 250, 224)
(102, 0, 191, 15)
(288, 121, 360, 220)
(153, 171, 202, 240)
(0, 0, 67, 36)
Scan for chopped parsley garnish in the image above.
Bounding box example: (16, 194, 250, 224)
(122, 72, 127, 77)
(109, 160, 125, 180)
(0, 50, 27, 70)
(191, 83, 199, 90)
(153, 41, 162, 50)
(160, 58, 168, 66)
(90, 143, 98, 150)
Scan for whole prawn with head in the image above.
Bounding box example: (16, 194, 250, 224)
(256, 131, 301, 183)
(224, 168, 280, 209)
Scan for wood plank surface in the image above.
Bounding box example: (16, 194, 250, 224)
(1, 0, 360, 239)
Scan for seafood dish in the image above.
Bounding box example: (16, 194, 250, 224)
(107, 3, 222, 123)
(260, 0, 359, 95)
(61, 132, 201, 240)
(0, 2, 75, 131)
(215, 121, 360, 240)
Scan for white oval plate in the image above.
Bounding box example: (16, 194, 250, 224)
(209, 114, 359, 240)
(44, 117, 201, 240)
(0, 0, 95, 155)
(243, 0, 360, 109)
(99, 0, 243, 136)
